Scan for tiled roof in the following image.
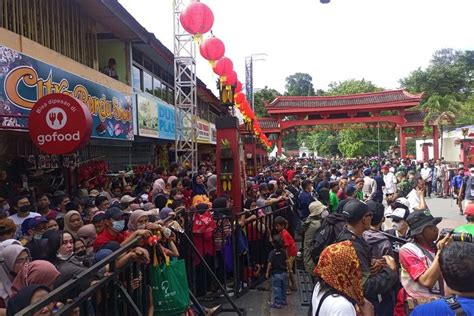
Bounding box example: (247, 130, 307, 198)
(257, 118, 279, 129)
(268, 90, 423, 109)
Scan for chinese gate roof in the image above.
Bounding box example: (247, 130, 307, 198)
(266, 90, 423, 112)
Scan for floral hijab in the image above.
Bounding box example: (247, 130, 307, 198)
(314, 240, 364, 315)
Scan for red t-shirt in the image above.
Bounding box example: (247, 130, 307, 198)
(93, 228, 126, 251)
(280, 229, 297, 257)
(287, 170, 296, 182)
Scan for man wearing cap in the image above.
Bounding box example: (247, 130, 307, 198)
(93, 207, 151, 251)
(302, 201, 329, 276)
(119, 195, 136, 213)
(382, 165, 397, 199)
(20, 216, 48, 259)
(398, 211, 452, 308)
(454, 203, 474, 235)
(338, 200, 399, 305)
(362, 168, 377, 201)
(386, 203, 411, 240)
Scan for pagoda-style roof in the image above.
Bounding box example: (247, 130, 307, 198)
(257, 117, 279, 129)
(266, 90, 423, 113)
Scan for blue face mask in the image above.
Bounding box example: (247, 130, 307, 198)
(112, 220, 125, 232)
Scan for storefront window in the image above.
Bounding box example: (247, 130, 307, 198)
(143, 71, 153, 95)
(132, 65, 141, 91)
(153, 78, 163, 100)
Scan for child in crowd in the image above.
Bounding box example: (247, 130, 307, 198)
(266, 235, 288, 309)
(273, 216, 297, 292)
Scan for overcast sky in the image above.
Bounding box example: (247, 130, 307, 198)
(119, 0, 474, 95)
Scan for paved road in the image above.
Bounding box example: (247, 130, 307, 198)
(221, 197, 467, 316)
(426, 196, 466, 230)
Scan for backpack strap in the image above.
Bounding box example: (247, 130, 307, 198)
(315, 290, 336, 315)
(444, 296, 467, 316)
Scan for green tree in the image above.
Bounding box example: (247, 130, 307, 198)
(253, 86, 281, 118)
(326, 79, 383, 95)
(297, 79, 396, 157)
(285, 73, 316, 96)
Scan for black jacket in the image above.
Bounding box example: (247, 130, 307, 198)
(337, 228, 399, 299)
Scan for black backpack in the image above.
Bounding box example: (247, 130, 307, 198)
(310, 213, 346, 264)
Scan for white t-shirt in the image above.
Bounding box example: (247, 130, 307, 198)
(311, 283, 356, 316)
(8, 211, 41, 238)
(406, 189, 421, 210)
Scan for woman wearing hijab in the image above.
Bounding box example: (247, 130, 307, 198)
(77, 224, 97, 256)
(207, 174, 217, 194)
(311, 240, 372, 316)
(0, 245, 30, 309)
(63, 210, 84, 238)
(6, 285, 54, 316)
(192, 174, 208, 197)
(126, 209, 161, 233)
(11, 260, 60, 295)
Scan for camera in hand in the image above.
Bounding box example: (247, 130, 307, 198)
(440, 228, 473, 243)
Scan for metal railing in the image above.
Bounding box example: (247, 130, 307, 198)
(17, 201, 294, 316)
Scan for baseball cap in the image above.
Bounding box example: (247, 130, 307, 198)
(21, 216, 48, 235)
(363, 168, 372, 176)
(345, 185, 356, 196)
(406, 211, 442, 236)
(342, 199, 372, 222)
(381, 165, 389, 171)
(464, 204, 474, 216)
(120, 195, 136, 204)
(387, 207, 410, 221)
(105, 207, 124, 220)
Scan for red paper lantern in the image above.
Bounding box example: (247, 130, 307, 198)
(235, 81, 243, 93)
(180, 1, 214, 37)
(200, 36, 225, 64)
(223, 71, 237, 86)
(214, 57, 233, 77)
(234, 92, 245, 104)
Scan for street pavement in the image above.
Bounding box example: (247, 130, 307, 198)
(220, 196, 466, 316)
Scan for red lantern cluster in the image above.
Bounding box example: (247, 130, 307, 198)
(179, 1, 271, 150)
(77, 161, 109, 188)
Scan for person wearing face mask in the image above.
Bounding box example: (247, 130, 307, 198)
(74, 238, 92, 267)
(19, 216, 48, 260)
(8, 196, 40, 239)
(302, 201, 329, 277)
(0, 245, 30, 310)
(386, 205, 410, 240)
(93, 207, 151, 251)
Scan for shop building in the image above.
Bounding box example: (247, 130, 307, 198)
(0, 0, 223, 194)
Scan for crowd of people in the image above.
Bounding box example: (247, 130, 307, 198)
(250, 157, 474, 316)
(0, 156, 474, 316)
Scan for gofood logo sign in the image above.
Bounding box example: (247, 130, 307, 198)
(29, 94, 93, 155)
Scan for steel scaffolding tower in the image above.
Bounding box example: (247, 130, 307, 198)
(174, 0, 198, 174)
(245, 57, 253, 111)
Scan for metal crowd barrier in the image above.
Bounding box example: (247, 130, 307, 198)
(17, 201, 294, 316)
